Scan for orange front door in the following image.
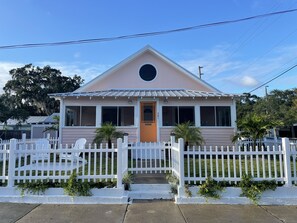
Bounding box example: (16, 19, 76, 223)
(140, 102, 157, 142)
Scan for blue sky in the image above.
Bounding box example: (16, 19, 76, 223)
(0, 0, 297, 96)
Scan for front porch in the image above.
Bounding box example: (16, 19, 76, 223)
(57, 89, 236, 146)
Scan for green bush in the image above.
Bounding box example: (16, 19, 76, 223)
(239, 174, 277, 204)
(63, 173, 91, 196)
(17, 180, 50, 196)
(198, 177, 223, 199)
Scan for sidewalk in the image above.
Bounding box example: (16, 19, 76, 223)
(1, 201, 297, 223)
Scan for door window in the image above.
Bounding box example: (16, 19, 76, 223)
(142, 103, 155, 122)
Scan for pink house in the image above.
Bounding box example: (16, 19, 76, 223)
(50, 46, 237, 146)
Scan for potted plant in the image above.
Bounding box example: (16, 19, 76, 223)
(122, 173, 133, 191)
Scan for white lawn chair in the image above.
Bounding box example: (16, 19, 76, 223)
(60, 138, 87, 163)
(31, 139, 51, 163)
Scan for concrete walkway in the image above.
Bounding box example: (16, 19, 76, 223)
(1, 201, 297, 223)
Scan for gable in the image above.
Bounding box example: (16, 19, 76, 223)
(76, 47, 219, 93)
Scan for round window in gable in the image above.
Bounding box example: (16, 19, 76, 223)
(139, 64, 157, 81)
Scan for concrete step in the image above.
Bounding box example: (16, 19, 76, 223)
(129, 184, 174, 200)
(132, 173, 167, 184)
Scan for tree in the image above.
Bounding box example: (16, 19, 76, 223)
(93, 123, 124, 148)
(0, 94, 11, 123)
(233, 114, 281, 149)
(236, 89, 297, 139)
(253, 89, 297, 127)
(236, 93, 259, 121)
(172, 121, 204, 150)
(3, 64, 83, 119)
(287, 96, 297, 124)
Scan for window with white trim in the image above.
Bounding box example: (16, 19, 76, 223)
(65, 106, 96, 126)
(162, 106, 195, 126)
(200, 106, 231, 126)
(102, 106, 134, 126)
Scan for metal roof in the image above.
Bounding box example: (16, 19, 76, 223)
(49, 89, 236, 98)
(3, 113, 60, 126)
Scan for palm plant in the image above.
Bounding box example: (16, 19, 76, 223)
(93, 122, 124, 148)
(232, 114, 281, 150)
(172, 121, 204, 150)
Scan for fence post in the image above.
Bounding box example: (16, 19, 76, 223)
(123, 135, 128, 147)
(117, 138, 123, 189)
(282, 137, 292, 187)
(46, 133, 50, 140)
(22, 133, 26, 142)
(170, 135, 175, 146)
(178, 138, 185, 186)
(177, 138, 185, 198)
(8, 139, 17, 187)
(21, 133, 26, 151)
(123, 135, 128, 175)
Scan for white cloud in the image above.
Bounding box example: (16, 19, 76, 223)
(0, 62, 24, 94)
(241, 75, 259, 87)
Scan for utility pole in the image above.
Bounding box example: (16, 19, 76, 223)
(265, 85, 269, 97)
(198, 66, 203, 79)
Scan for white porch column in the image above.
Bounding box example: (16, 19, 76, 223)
(96, 105, 102, 127)
(195, 105, 200, 127)
(231, 99, 237, 130)
(135, 100, 140, 142)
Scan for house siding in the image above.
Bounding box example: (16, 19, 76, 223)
(160, 127, 174, 142)
(200, 128, 235, 146)
(61, 127, 138, 145)
(62, 128, 96, 145)
(160, 127, 234, 146)
(117, 127, 138, 143)
(82, 51, 213, 92)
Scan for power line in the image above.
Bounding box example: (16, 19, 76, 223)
(248, 63, 297, 93)
(226, 1, 283, 59)
(1, 8, 297, 50)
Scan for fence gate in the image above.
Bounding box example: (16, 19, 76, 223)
(127, 142, 172, 174)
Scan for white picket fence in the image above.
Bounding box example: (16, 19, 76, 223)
(181, 138, 297, 186)
(0, 135, 296, 192)
(0, 133, 59, 161)
(0, 138, 121, 188)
